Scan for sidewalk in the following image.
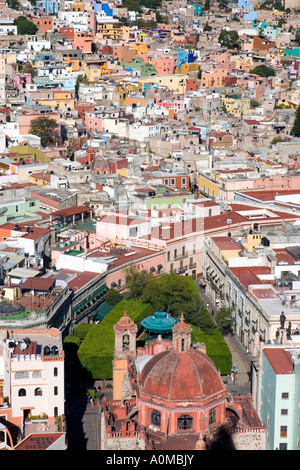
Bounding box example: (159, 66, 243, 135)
(223, 334, 251, 386)
(194, 279, 251, 387)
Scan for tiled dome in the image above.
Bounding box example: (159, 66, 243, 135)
(139, 348, 225, 401)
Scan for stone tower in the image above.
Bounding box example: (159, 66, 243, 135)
(172, 314, 192, 352)
(113, 310, 138, 401)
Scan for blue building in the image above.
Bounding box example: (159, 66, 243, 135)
(252, 335, 300, 450)
(35, 0, 59, 14)
(94, 1, 113, 16)
(238, 0, 257, 21)
(177, 49, 194, 68)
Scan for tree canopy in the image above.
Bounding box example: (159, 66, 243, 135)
(29, 116, 60, 147)
(14, 17, 38, 35)
(249, 64, 276, 77)
(291, 105, 300, 137)
(218, 30, 240, 50)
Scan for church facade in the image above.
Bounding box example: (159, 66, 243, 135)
(101, 310, 266, 450)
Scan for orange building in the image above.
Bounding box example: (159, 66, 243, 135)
(201, 68, 228, 89)
(30, 16, 53, 33)
(101, 312, 266, 450)
(59, 27, 74, 40)
(73, 31, 94, 53)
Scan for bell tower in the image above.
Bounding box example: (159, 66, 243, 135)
(172, 314, 192, 352)
(113, 310, 137, 401)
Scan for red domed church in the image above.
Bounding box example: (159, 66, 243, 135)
(101, 311, 266, 451)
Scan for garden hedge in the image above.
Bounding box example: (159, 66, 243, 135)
(77, 298, 156, 379)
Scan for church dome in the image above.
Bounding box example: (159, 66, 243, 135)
(139, 348, 225, 401)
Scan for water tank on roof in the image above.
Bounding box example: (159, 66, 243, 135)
(261, 237, 270, 247)
(44, 346, 50, 356)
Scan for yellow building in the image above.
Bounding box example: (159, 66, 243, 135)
(38, 90, 75, 110)
(242, 231, 264, 253)
(139, 74, 188, 94)
(96, 18, 122, 41)
(176, 62, 200, 74)
(9, 144, 49, 163)
(198, 170, 220, 199)
(82, 60, 114, 82)
(29, 172, 50, 187)
(222, 96, 251, 118)
(71, 0, 84, 11)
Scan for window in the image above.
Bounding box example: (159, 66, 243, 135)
(209, 408, 216, 425)
(18, 388, 26, 397)
(282, 393, 289, 399)
(33, 371, 42, 378)
(34, 387, 42, 396)
(281, 409, 288, 415)
(150, 410, 161, 427)
(177, 414, 193, 430)
(280, 426, 287, 438)
(54, 386, 58, 396)
(279, 443, 287, 450)
(15, 371, 29, 380)
(174, 249, 177, 259)
(54, 367, 58, 377)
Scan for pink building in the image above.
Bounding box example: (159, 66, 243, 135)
(17, 109, 60, 135)
(13, 74, 32, 92)
(85, 111, 104, 133)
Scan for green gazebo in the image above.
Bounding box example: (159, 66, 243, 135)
(140, 311, 178, 335)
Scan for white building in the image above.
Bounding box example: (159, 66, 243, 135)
(1, 328, 65, 435)
(128, 121, 161, 142)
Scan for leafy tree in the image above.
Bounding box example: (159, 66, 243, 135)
(203, 21, 212, 32)
(204, 0, 210, 10)
(122, 0, 142, 12)
(21, 61, 36, 78)
(125, 265, 153, 300)
(75, 74, 89, 99)
(291, 105, 300, 137)
(141, 274, 197, 314)
(249, 64, 276, 77)
(105, 288, 123, 306)
(295, 29, 300, 45)
(215, 306, 233, 334)
(29, 116, 60, 147)
(218, 30, 240, 50)
(14, 17, 38, 35)
(7, 0, 21, 9)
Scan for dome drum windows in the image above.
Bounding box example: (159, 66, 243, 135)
(177, 414, 193, 431)
(150, 409, 161, 428)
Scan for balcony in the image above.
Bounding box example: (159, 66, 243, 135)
(178, 266, 187, 274)
(189, 263, 196, 269)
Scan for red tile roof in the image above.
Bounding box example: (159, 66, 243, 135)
(263, 348, 294, 375)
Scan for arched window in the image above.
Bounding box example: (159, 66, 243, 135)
(181, 338, 185, 352)
(18, 388, 26, 397)
(34, 387, 42, 396)
(150, 410, 161, 427)
(54, 407, 58, 418)
(54, 367, 58, 377)
(15, 371, 29, 380)
(54, 386, 58, 396)
(209, 408, 216, 425)
(122, 334, 129, 351)
(177, 414, 193, 430)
